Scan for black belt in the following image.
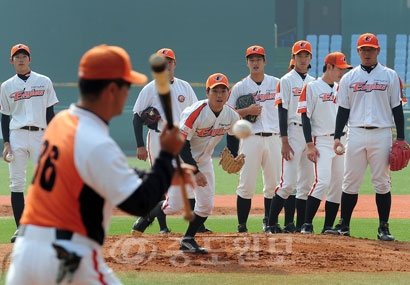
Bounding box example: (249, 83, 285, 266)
(327, 132, 346, 137)
(254, 132, 279, 137)
(358, 126, 378, 130)
(18, 225, 73, 240)
(21, 126, 44, 131)
(293, 123, 303, 127)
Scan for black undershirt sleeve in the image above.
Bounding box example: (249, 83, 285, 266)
(278, 103, 288, 137)
(1, 114, 10, 143)
(133, 113, 145, 148)
(117, 151, 175, 216)
(392, 103, 405, 140)
(334, 106, 350, 140)
(301, 113, 313, 143)
(46, 106, 55, 124)
(226, 134, 239, 157)
(179, 140, 199, 173)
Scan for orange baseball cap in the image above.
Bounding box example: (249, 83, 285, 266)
(157, 48, 176, 60)
(246, 45, 265, 57)
(324, 52, 352, 69)
(357, 33, 379, 49)
(292, 40, 312, 54)
(78, 44, 148, 84)
(11, 44, 30, 57)
(206, 73, 229, 89)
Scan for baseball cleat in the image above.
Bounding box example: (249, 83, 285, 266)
(282, 222, 296, 233)
(131, 216, 153, 237)
(159, 227, 171, 234)
(262, 217, 268, 232)
(197, 224, 213, 233)
(377, 222, 395, 241)
(266, 223, 282, 234)
(321, 226, 333, 234)
(300, 223, 314, 234)
(180, 237, 208, 254)
(237, 224, 248, 233)
(323, 222, 350, 236)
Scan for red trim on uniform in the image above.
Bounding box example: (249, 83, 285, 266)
(92, 249, 107, 285)
(182, 102, 208, 139)
(274, 81, 282, 106)
(275, 156, 286, 194)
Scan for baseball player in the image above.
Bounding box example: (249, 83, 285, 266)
(227, 45, 281, 233)
(297, 52, 352, 234)
(130, 48, 206, 234)
(0, 44, 59, 243)
(266, 40, 316, 233)
(326, 33, 408, 241)
(6, 44, 191, 284)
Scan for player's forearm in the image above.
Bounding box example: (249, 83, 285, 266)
(133, 113, 145, 147)
(392, 103, 405, 140)
(301, 113, 313, 143)
(1, 114, 10, 143)
(278, 104, 288, 136)
(334, 106, 349, 140)
(179, 140, 199, 174)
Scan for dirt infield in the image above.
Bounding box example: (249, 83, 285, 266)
(1, 195, 410, 274)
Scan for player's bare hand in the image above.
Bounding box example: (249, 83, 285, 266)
(137, 146, 148, 161)
(281, 141, 295, 161)
(171, 164, 197, 189)
(333, 139, 345, 155)
(306, 143, 319, 163)
(195, 172, 208, 187)
(2, 143, 12, 162)
(247, 104, 262, 116)
(159, 124, 185, 156)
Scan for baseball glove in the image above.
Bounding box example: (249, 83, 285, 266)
(141, 107, 161, 130)
(236, 94, 257, 123)
(219, 147, 245, 174)
(389, 140, 410, 171)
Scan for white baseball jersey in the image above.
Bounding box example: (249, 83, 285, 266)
(133, 77, 198, 131)
(336, 64, 402, 128)
(0, 71, 58, 129)
(275, 69, 315, 125)
(227, 74, 280, 133)
(297, 77, 339, 136)
(180, 100, 240, 164)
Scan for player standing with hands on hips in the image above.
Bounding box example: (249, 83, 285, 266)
(326, 33, 409, 241)
(297, 52, 352, 234)
(6, 44, 192, 284)
(0, 44, 59, 243)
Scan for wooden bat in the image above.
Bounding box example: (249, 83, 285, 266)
(149, 53, 194, 222)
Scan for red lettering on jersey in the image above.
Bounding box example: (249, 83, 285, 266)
(319, 92, 335, 102)
(196, 127, 229, 137)
(292, 87, 302, 97)
(11, 89, 45, 101)
(351, 82, 387, 92)
(254, 92, 276, 102)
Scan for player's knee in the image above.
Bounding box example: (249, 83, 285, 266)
(236, 189, 253, 200)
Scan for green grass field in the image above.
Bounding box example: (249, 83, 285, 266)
(1, 158, 409, 284)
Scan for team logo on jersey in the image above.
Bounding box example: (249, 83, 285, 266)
(10, 89, 45, 101)
(254, 91, 276, 102)
(319, 92, 335, 102)
(292, 87, 302, 97)
(350, 81, 387, 92)
(196, 126, 228, 137)
(178, 95, 185, 102)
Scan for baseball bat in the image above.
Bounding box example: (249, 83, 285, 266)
(149, 53, 194, 222)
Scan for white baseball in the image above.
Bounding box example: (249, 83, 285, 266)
(336, 146, 344, 153)
(232, 120, 252, 139)
(6, 153, 14, 162)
